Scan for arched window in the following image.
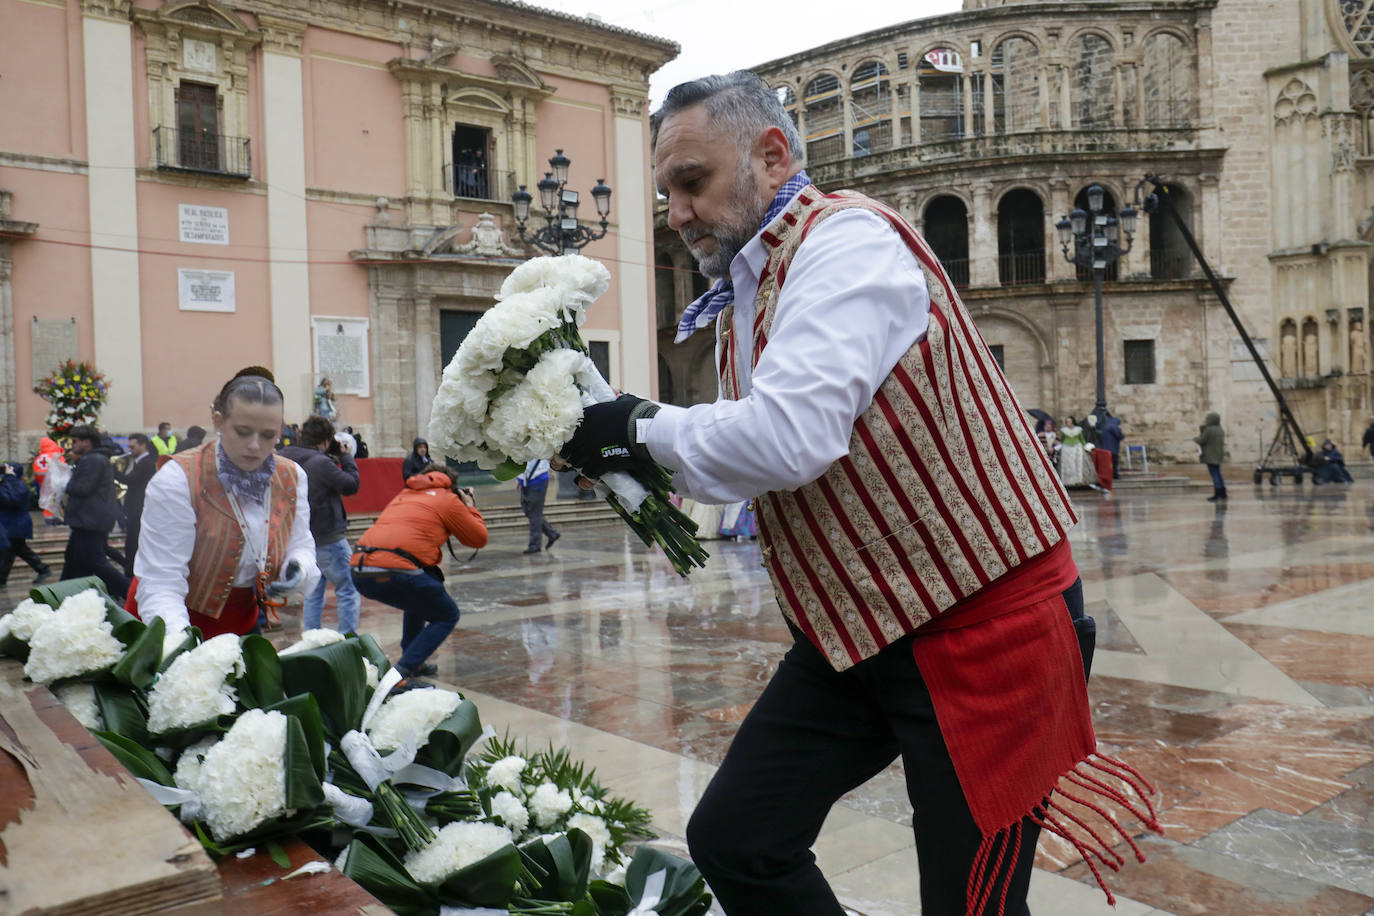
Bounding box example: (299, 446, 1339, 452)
(1279, 319, 1299, 378)
(924, 196, 970, 287)
(1071, 34, 1115, 128)
(991, 37, 1040, 133)
(1073, 185, 1119, 281)
(1339, 0, 1374, 59)
(850, 61, 892, 156)
(1142, 33, 1193, 127)
(918, 49, 964, 141)
(804, 73, 843, 163)
(775, 85, 798, 129)
(1302, 317, 1320, 377)
(1148, 183, 1193, 279)
(655, 253, 677, 330)
(998, 189, 1045, 285)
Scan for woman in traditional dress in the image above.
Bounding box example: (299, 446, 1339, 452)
(1057, 416, 1097, 488)
(1035, 416, 1060, 459)
(127, 367, 319, 638)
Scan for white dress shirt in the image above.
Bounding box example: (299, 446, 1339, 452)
(134, 454, 319, 632)
(645, 206, 931, 504)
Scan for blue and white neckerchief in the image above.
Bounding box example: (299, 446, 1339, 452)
(674, 170, 812, 344)
(216, 442, 276, 505)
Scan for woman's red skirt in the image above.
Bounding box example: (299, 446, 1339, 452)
(125, 577, 261, 638)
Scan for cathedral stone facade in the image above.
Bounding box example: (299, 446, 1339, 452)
(655, 0, 1374, 464)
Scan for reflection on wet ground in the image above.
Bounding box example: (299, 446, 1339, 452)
(11, 484, 1371, 914)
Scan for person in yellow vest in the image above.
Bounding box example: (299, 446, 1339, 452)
(128, 368, 318, 640)
(152, 422, 178, 456)
(561, 72, 1159, 916)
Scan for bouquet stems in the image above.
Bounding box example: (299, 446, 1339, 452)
(375, 780, 435, 852)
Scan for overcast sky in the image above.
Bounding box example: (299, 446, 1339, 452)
(526, 0, 966, 105)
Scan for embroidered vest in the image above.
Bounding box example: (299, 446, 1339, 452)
(173, 443, 298, 619)
(720, 187, 1078, 670)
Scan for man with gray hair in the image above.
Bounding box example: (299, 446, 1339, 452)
(561, 70, 1157, 915)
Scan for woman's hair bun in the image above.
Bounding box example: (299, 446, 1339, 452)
(233, 365, 276, 383)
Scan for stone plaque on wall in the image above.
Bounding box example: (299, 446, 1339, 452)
(29, 318, 77, 386)
(178, 268, 235, 312)
(183, 38, 217, 73)
(312, 317, 370, 396)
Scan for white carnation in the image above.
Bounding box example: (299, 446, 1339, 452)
(162, 627, 192, 660)
(23, 590, 124, 685)
(279, 628, 346, 656)
(497, 255, 611, 313)
(366, 687, 463, 752)
(54, 682, 103, 731)
(178, 709, 290, 840)
(362, 658, 379, 688)
(568, 812, 611, 873)
(483, 349, 587, 461)
(173, 736, 220, 790)
(2, 598, 55, 643)
(490, 790, 530, 834)
(529, 782, 573, 828)
(146, 633, 244, 734)
(404, 821, 513, 885)
(485, 755, 527, 793)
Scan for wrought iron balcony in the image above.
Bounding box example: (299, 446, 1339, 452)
(442, 164, 515, 202)
(153, 126, 251, 178)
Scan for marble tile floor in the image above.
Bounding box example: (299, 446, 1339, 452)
(6, 484, 1373, 915)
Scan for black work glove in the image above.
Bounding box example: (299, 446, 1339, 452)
(560, 394, 660, 478)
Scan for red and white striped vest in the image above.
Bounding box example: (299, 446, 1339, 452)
(720, 187, 1078, 671)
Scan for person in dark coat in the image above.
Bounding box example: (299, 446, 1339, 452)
(1193, 411, 1226, 501)
(1362, 417, 1373, 461)
(174, 425, 207, 453)
(61, 424, 130, 599)
(347, 427, 369, 459)
(279, 416, 362, 633)
(1314, 439, 1354, 484)
(0, 462, 51, 585)
(402, 438, 432, 481)
(1098, 413, 1124, 478)
(116, 433, 158, 577)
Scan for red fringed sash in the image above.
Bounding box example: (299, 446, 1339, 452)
(912, 543, 1163, 914)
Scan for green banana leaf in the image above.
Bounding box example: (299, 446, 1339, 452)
(436, 842, 524, 908)
(278, 639, 366, 740)
(193, 808, 336, 858)
(0, 632, 30, 662)
(520, 829, 592, 903)
(351, 633, 391, 673)
(236, 634, 285, 709)
(158, 627, 201, 671)
(265, 694, 327, 779)
(492, 458, 525, 481)
(413, 698, 484, 778)
(281, 713, 326, 810)
(30, 575, 106, 608)
(94, 731, 174, 786)
(111, 615, 164, 690)
(591, 846, 712, 916)
(340, 833, 438, 916)
(93, 681, 150, 744)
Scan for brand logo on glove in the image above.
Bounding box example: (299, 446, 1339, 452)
(600, 445, 631, 459)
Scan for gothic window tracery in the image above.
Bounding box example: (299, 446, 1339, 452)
(1337, 0, 1374, 58)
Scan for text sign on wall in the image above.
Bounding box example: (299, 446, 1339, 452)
(179, 204, 229, 245)
(29, 319, 78, 386)
(312, 317, 371, 396)
(178, 268, 236, 312)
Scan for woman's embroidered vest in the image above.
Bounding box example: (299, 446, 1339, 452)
(720, 187, 1078, 670)
(173, 443, 298, 619)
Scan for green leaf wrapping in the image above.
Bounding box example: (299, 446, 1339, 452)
(413, 698, 484, 778)
(621, 846, 712, 916)
(236, 634, 285, 709)
(520, 829, 592, 903)
(158, 627, 201, 672)
(94, 730, 174, 786)
(340, 833, 438, 916)
(266, 694, 327, 779)
(93, 681, 150, 744)
(30, 575, 107, 608)
(278, 639, 367, 740)
(351, 633, 391, 674)
(111, 615, 164, 690)
(0, 632, 31, 662)
(436, 843, 524, 908)
(282, 713, 326, 810)
(492, 458, 526, 481)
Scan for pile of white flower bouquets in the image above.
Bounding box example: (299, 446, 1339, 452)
(0, 579, 712, 916)
(427, 254, 709, 576)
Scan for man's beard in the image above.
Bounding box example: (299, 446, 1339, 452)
(681, 168, 766, 280)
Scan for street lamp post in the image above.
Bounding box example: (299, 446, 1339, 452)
(510, 149, 612, 255)
(1056, 183, 1137, 427)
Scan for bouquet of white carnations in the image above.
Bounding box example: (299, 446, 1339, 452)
(428, 254, 709, 576)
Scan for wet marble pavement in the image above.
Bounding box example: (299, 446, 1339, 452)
(12, 483, 1373, 915)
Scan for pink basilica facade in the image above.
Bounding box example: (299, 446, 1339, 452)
(0, 0, 675, 456)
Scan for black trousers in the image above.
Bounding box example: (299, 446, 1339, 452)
(687, 582, 1091, 916)
(62, 527, 131, 600)
(0, 537, 48, 582)
(520, 485, 558, 551)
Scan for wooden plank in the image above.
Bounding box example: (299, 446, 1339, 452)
(218, 837, 392, 916)
(0, 658, 223, 915)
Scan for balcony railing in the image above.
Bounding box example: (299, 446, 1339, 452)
(1150, 248, 1193, 279)
(937, 257, 970, 289)
(442, 164, 515, 202)
(998, 250, 1046, 286)
(153, 126, 251, 178)
(1143, 99, 1194, 129)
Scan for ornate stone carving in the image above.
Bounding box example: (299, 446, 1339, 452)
(453, 213, 524, 256)
(258, 13, 306, 56)
(611, 90, 647, 118)
(80, 0, 131, 21)
(1275, 78, 1319, 123)
(1331, 0, 1374, 59)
